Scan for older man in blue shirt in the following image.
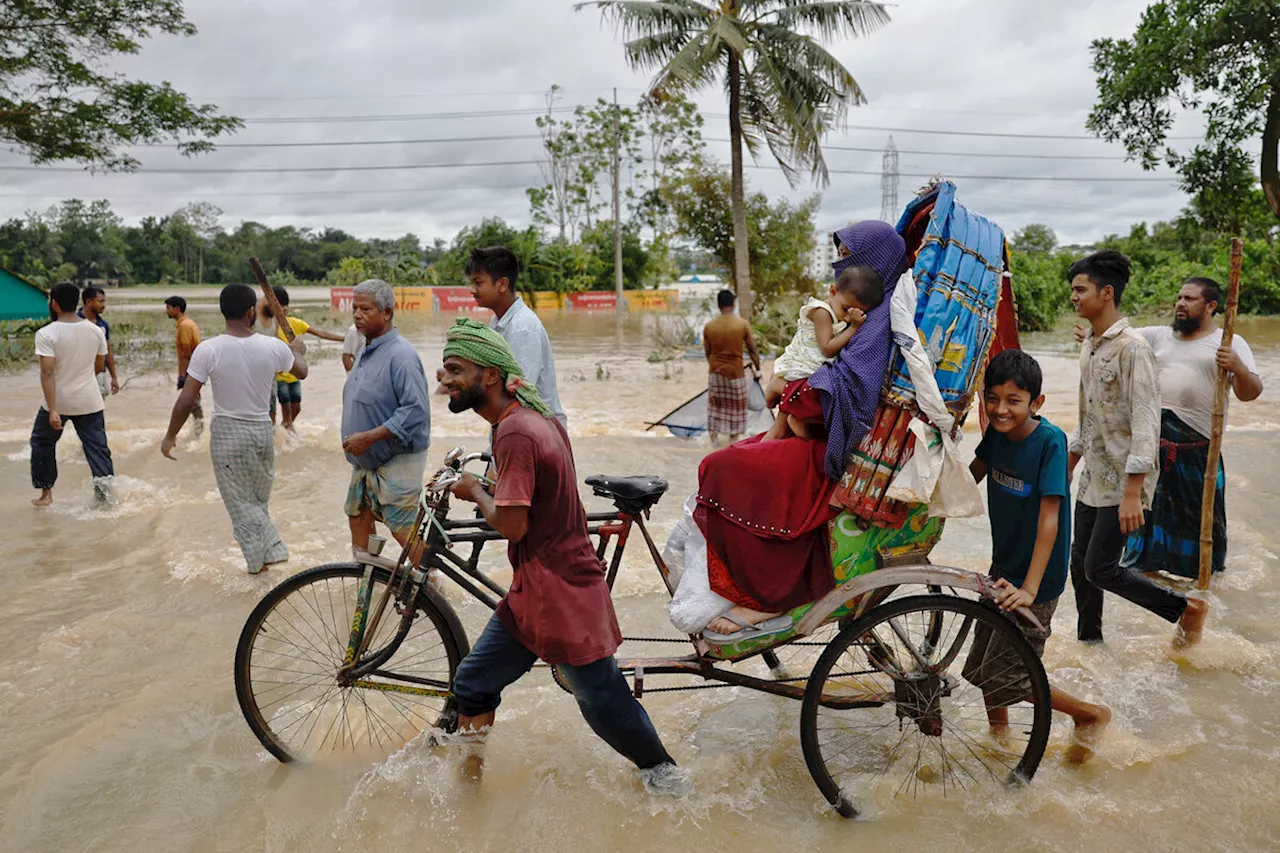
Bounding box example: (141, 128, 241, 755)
(341, 279, 431, 549)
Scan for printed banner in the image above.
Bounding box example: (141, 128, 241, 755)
(330, 287, 354, 313)
(624, 289, 677, 310)
(566, 292, 618, 311)
(433, 286, 490, 314)
(528, 291, 563, 311)
(394, 286, 433, 314)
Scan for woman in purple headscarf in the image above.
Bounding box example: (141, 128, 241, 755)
(696, 221, 908, 642)
(810, 221, 908, 478)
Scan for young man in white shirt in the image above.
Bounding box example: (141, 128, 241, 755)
(31, 282, 114, 506)
(466, 246, 567, 427)
(1120, 276, 1263, 581)
(161, 284, 308, 574)
(1067, 251, 1209, 646)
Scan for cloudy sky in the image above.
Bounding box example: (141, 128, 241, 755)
(1, 0, 1208, 245)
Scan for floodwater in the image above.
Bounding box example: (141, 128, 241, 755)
(2, 299, 1280, 853)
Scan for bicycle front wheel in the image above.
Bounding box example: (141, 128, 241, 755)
(234, 563, 464, 763)
(800, 594, 1051, 818)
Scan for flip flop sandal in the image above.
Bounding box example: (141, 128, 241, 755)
(702, 614, 793, 644)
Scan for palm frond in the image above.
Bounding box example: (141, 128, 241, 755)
(624, 29, 698, 69)
(577, 0, 713, 40)
(702, 13, 751, 59)
(741, 25, 867, 186)
(649, 30, 722, 94)
(751, 0, 891, 38)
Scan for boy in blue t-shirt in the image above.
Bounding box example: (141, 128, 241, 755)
(964, 350, 1111, 763)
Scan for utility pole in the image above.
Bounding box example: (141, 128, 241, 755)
(612, 87, 625, 312)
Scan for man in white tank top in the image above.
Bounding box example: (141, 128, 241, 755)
(1120, 277, 1263, 580)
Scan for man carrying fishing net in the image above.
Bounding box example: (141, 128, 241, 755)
(438, 318, 687, 796)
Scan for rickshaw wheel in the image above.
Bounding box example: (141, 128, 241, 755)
(799, 594, 1050, 818)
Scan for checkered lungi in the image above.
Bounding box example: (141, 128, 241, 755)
(706, 373, 749, 436)
(210, 417, 288, 572)
(345, 451, 427, 540)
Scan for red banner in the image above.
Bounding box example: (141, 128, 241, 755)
(433, 286, 491, 314)
(330, 287, 354, 313)
(566, 292, 618, 311)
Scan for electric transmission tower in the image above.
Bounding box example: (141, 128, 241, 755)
(880, 136, 899, 222)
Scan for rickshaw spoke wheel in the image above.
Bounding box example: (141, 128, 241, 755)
(800, 595, 1050, 818)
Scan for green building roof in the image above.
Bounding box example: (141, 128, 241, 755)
(0, 267, 48, 321)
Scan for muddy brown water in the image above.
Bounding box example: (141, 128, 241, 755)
(2, 306, 1279, 852)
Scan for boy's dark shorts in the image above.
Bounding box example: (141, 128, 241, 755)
(276, 379, 302, 404)
(961, 596, 1056, 708)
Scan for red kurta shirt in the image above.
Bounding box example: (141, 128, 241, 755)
(493, 405, 622, 665)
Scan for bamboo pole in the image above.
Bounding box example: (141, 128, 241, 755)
(248, 256, 295, 342)
(1197, 237, 1243, 591)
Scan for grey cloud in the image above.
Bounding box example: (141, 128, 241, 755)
(0, 0, 1203, 246)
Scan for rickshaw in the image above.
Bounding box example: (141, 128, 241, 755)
(234, 181, 1049, 818)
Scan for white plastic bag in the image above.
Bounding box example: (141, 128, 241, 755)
(666, 493, 734, 633)
(885, 418, 942, 505)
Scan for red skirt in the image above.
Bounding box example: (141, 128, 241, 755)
(695, 434, 837, 612)
(777, 378, 824, 422)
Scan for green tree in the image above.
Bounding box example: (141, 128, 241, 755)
(120, 216, 176, 283)
(528, 85, 643, 242)
(49, 199, 129, 281)
(663, 160, 818, 303)
(1, 0, 241, 168)
(580, 221, 649, 290)
(435, 218, 526, 287)
(1087, 0, 1280, 223)
(0, 214, 62, 281)
(580, 0, 890, 319)
(1012, 223, 1058, 254)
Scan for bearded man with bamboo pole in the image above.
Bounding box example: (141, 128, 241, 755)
(1119, 270, 1263, 585)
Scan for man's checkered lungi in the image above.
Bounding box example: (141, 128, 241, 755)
(210, 417, 288, 572)
(706, 373, 748, 436)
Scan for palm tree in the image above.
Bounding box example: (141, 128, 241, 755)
(578, 0, 890, 319)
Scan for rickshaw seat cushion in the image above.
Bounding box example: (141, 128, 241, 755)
(586, 475, 669, 508)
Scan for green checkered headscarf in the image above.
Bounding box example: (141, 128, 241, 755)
(441, 317, 552, 418)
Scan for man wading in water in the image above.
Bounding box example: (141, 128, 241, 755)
(438, 318, 686, 796)
(161, 284, 307, 574)
(702, 289, 760, 447)
(1066, 251, 1209, 645)
(1119, 277, 1263, 580)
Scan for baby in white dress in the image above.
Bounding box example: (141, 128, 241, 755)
(763, 265, 885, 440)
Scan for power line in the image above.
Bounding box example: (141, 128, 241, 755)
(824, 166, 1173, 183)
(702, 114, 1200, 142)
(1, 158, 1172, 182)
(220, 104, 1200, 142)
(0, 159, 542, 174)
(238, 107, 570, 124)
(0, 184, 534, 199)
(165, 132, 1135, 161)
(198, 87, 648, 102)
(127, 134, 1137, 162)
(158, 134, 543, 149)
